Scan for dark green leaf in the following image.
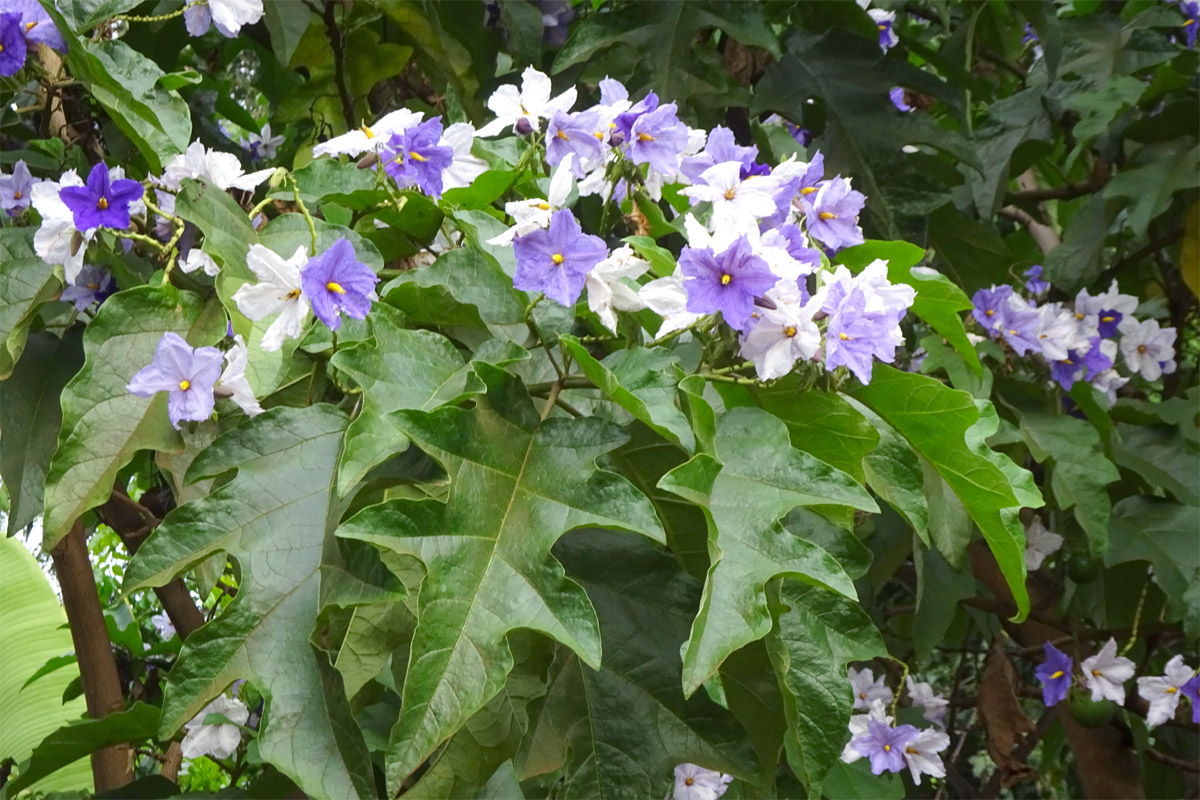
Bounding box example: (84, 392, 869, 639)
(1106, 497, 1199, 631)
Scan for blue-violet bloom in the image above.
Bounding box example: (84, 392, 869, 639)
(127, 332, 224, 429)
(824, 288, 904, 384)
(300, 238, 379, 331)
(805, 177, 865, 251)
(971, 285, 1014, 331)
(628, 101, 690, 176)
(0, 13, 28, 76)
(512, 209, 607, 307)
(1182, 0, 1199, 48)
(546, 109, 602, 177)
(1024, 264, 1049, 294)
(1096, 309, 1122, 338)
(60, 265, 114, 311)
(0, 158, 36, 211)
(889, 87, 913, 112)
(383, 117, 454, 199)
(10, 0, 67, 51)
(868, 8, 899, 52)
(59, 162, 144, 232)
(1181, 676, 1200, 724)
(679, 236, 777, 331)
(1035, 642, 1073, 706)
(851, 720, 920, 775)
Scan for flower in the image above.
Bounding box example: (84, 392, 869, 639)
(906, 676, 949, 727)
(851, 720, 920, 775)
(1023, 517, 1063, 571)
(680, 125, 760, 183)
(1035, 642, 1073, 706)
(1182, 675, 1200, 723)
(8, 0, 67, 52)
(158, 141, 275, 193)
(868, 8, 899, 52)
(488, 155, 576, 246)
(739, 293, 822, 380)
(1181, 0, 1199, 48)
(382, 117, 454, 199)
(889, 87, 913, 112)
(313, 109, 424, 158)
(476, 66, 577, 137)
(183, 0, 263, 38)
(150, 612, 175, 639)
(1120, 319, 1176, 381)
(1024, 264, 1050, 294)
(822, 275, 909, 385)
(1090, 369, 1129, 406)
(1136, 655, 1194, 727)
(1034, 303, 1091, 361)
(60, 265, 114, 311)
(546, 110, 603, 177)
(440, 122, 489, 191)
(300, 238, 379, 331)
(585, 245, 648, 333)
(995, 295, 1042, 356)
(127, 332, 224, 429)
(245, 122, 284, 162)
(179, 248, 220, 277)
(0, 13, 27, 76)
(971, 285, 1014, 331)
(31, 171, 92, 282)
(640, 269, 702, 337)
(59, 162, 144, 232)
(805, 177, 865, 251)
(680, 236, 776, 331)
(217, 335, 263, 417)
(903, 728, 950, 785)
(232, 244, 311, 351)
(849, 666, 894, 711)
(181, 695, 249, 760)
(512, 209, 607, 307)
(841, 699, 893, 764)
(1080, 638, 1136, 704)
(628, 102, 691, 176)
(0, 158, 38, 211)
(672, 763, 732, 800)
(681, 162, 781, 234)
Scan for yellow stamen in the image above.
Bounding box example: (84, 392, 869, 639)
(1062, 358, 1073, 366)
(97, 197, 109, 210)
(800, 186, 817, 196)
(1092, 669, 1101, 677)
(684, 777, 694, 786)
(0, 45, 4, 54)
(720, 274, 732, 286)
(1137, 345, 1147, 354)
(409, 151, 427, 162)
(1101, 315, 1115, 323)
(26, 20, 37, 31)
(878, 23, 888, 31)
(637, 132, 655, 142)
(593, 132, 604, 140)
(326, 281, 346, 295)
(724, 188, 737, 201)
(1009, 329, 1018, 335)
(1166, 686, 1178, 694)
(906, 747, 919, 755)
(285, 289, 301, 300)
(361, 124, 375, 138)
(13, 190, 21, 200)
(1050, 670, 1064, 679)
(839, 332, 851, 340)
(87, 283, 99, 290)
(608, 122, 616, 128)
(818, 211, 836, 220)
(883, 744, 891, 752)
(784, 325, 797, 338)
(1075, 312, 1084, 320)
(556, 129, 569, 140)
(859, 692, 867, 699)
(552, 253, 564, 265)
(178, 379, 190, 391)
(985, 309, 994, 316)
(1185, 18, 1196, 26)
(535, 202, 551, 210)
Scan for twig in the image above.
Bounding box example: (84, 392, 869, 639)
(1146, 747, 1200, 773)
(323, 1, 355, 131)
(540, 380, 563, 421)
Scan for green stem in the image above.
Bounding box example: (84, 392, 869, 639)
(963, 5, 983, 136)
(291, 178, 319, 256)
(1121, 573, 1151, 656)
(248, 194, 275, 222)
(889, 656, 910, 718)
(115, 0, 201, 23)
(648, 315, 712, 349)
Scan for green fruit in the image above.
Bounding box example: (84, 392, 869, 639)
(1070, 694, 1114, 728)
(1068, 553, 1100, 584)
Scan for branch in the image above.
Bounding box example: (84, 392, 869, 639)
(323, 1, 355, 131)
(50, 521, 133, 793)
(1146, 747, 1200, 773)
(1006, 180, 1105, 203)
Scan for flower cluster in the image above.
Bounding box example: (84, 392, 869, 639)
(972, 270, 1176, 404)
(841, 667, 950, 784)
(0, 0, 66, 77)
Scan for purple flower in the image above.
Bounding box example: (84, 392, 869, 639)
(766, 223, 822, 277)
(889, 87, 913, 112)
(1182, 675, 1200, 723)
(995, 299, 1041, 356)
(59, 162, 144, 232)
(1096, 309, 1122, 338)
(868, 9, 899, 52)
(613, 91, 658, 142)
(300, 238, 378, 331)
(60, 265, 114, 311)
(628, 102, 690, 176)
(512, 209, 607, 307)
(1024, 264, 1049, 294)
(1051, 352, 1085, 391)
(971, 285, 1014, 331)
(382, 118, 454, 199)
(0, 158, 36, 211)
(127, 332, 224, 429)
(9, 0, 67, 52)
(546, 110, 602, 177)
(788, 151, 825, 213)
(805, 177, 865, 251)
(1035, 642, 1073, 707)
(1182, 0, 1199, 48)
(681, 126, 759, 183)
(599, 77, 628, 107)
(824, 288, 904, 384)
(680, 236, 776, 331)
(851, 720, 919, 775)
(1022, 22, 1038, 46)
(0, 13, 28, 76)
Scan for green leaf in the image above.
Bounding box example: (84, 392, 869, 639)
(967, 89, 1052, 218)
(174, 179, 260, 281)
(765, 580, 887, 799)
(822, 759, 903, 800)
(913, 545, 975, 659)
(1111, 423, 1200, 507)
(1, 330, 84, 536)
(0, 228, 62, 379)
(263, 0, 313, 66)
(334, 601, 415, 699)
(337, 364, 664, 792)
(560, 337, 694, 451)
(124, 405, 376, 800)
(847, 366, 1042, 619)
(0, 536, 91, 795)
(621, 235, 677, 278)
(54, 0, 142, 31)
(7, 702, 160, 796)
(1103, 137, 1200, 239)
(260, 213, 384, 272)
(331, 307, 482, 496)
(658, 407, 877, 696)
(1015, 407, 1120, 556)
(521, 530, 758, 798)
(1106, 497, 1199, 631)
(718, 640, 787, 794)
(927, 204, 1015, 294)
(41, 286, 225, 550)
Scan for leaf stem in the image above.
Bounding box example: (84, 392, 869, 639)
(291, 177, 319, 256)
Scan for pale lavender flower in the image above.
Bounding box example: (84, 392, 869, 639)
(60, 265, 114, 310)
(904, 728, 950, 785)
(868, 8, 899, 51)
(1024, 264, 1049, 294)
(805, 177, 865, 251)
(1120, 319, 1176, 381)
(8, 0, 67, 52)
(680, 125, 759, 183)
(382, 117, 454, 199)
(672, 763, 732, 800)
(628, 102, 690, 176)
(1081, 638, 1136, 704)
(851, 720, 919, 775)
(0, 159, 37, 211)
(1137, 655, 1194, 727)
(546, 110, 603, 177)
(181, 696, 249, 759)
(300, 238, 379, 331)
(127, 332, 224, 429)
(971, 285, 1014, 331)
(849, 666, 894, 711)
(512, 209, 607, 307)
(889, 87, 913, 112)
(679, 236, 776, 331)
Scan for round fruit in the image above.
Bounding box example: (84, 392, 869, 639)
(1067, 553, 1099, 584)
(1070, 695, 1114, 728)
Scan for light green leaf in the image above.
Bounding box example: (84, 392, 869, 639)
(0, 228, 62, 379)
(843, 395, 930, 544)
(335, 601, 415, 699)
(847, 366, 1042, 619)
(337, 364, 664, 793)
(766, 580, 887, 799)
(41, 286, 225, 550)
(124, 405, 376, 800)
(263, 0, 314, 66)
(658, 407, 877, 696)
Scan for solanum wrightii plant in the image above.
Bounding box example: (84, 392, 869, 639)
(0, 0, 1196, 798)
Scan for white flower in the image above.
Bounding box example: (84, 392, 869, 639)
(218, 335, 263, 417)
(1120, 319, 1176, 381)
(179, 249, 220, 277)
(739, 293, 822, 380)
(820, 262, 915, 318)
(159, 141, 274, 192)
(681, 162, 779, 234)
(209, 0, 262, 36)
(246, 123, 285, 161)
(849, 666, 894, 711)
(904, 728, 950, 785)
(31, 171, 92, 283)
(1074, 279, 1139, 322)
(312, 109, 424, 158)
(1091, 369, 1129, 406)
(868, 8, 899, 50)
(639, 269, 701, 337)
(150, 612, 175, 639)
(476, 66, 577, 138)
(1137, 655, 1194, 727)
(1080, 638, 1136, 704)
(487, 155, 576, 246)
(906, 676, 949, 727)
(440, 122, 489, 191)
(1034, 302, 1091, 361)
(181, 695, 249, 760)
(585, 246, 648, 333)
(841, 698, 893, 763)
(672, 763, 732, 800)
(1023, 517, 1063, 571)
(232, 244, 311, 351)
